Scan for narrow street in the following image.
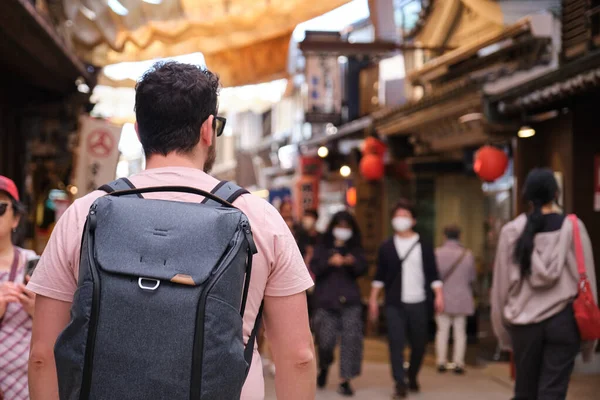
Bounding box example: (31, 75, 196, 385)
(264, 339, 598, 399)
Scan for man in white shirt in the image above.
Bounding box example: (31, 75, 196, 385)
(369, 199, 443, 399)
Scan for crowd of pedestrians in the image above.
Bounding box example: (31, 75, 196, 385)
(0, 62, 598, 400)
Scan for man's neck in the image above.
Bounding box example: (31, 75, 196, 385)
(541, 204, 555, 215)
(145, 153, 205, 171)
(396, 231, 417, 239)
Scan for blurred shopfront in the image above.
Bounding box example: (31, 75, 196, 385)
(0, 0, 96, 250)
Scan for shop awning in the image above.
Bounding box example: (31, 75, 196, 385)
(302, 116, 372, 148)
(486, 50, 600, 120)
(62, 0, 350, 87)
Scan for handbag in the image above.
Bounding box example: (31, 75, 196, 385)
(568, 215, 600, 341)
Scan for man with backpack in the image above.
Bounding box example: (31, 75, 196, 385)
(27, 62, 316, 400)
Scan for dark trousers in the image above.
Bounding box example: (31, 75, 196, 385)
(386, 302, 429, 386)
(314, 306, 364, 380)
(509, 306, 581, 400)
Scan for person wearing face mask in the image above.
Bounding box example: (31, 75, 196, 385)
(310, 211, 367, 397)
(296, 209, 321, 323)
(369, 199, 444, 399)
(297, 209, 322, 269)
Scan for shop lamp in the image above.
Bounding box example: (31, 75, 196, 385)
(518, 126, 535, 138)
(340, 165, 352, 178)
(317, 146, 329, 158)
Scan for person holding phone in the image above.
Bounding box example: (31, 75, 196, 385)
(310, 211, 367, 397)
(0, 176, 37, 399)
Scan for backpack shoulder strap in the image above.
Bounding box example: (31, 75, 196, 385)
(98, 178, 143, 198)
(244, 302, 264, 376)
(202, 181, 249, 206)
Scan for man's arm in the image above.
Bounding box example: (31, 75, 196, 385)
(369, 245, 387, 321)
(423, 242, 444, 312)
(263, 292, 316, 400)
(29, 295, 72, 400)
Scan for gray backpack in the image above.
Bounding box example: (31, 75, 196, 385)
(54, 178, 262, 400)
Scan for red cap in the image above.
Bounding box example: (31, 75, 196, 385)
(0, 176, 19, 202)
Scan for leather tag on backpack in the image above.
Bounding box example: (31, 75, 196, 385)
(171, 274, 195, 286)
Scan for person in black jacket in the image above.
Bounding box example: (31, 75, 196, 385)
(311, 211, 367, 397)
(368, 199, 444, 399)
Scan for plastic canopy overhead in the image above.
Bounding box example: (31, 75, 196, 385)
(62, 0, 351, 86)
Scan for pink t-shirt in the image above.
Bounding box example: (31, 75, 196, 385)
(28, 167, 313, 400)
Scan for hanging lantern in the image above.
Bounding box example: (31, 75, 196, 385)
(363, 136, 387, 156)
(346, 187, 357, 207)
(474, 145, 509, 182)
(359, 154, 385, 181)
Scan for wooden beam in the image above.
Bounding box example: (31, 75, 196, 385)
(299, 39, 455, 56)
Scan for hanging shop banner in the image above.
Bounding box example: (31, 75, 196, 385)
(73, 116, 122, 198)
(294, 156, 322, 214)
(295, 175, 320, 214)
(305, 54, 342, 124)
(300, 156, 323, 177)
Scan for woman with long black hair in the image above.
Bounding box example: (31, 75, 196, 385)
(491, 168, 598, 399)
(311, 211, 367, 397)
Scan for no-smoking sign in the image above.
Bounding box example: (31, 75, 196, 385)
(87, 129, 115, 158)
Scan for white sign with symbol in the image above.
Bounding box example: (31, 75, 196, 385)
(73, 116, 122, 198)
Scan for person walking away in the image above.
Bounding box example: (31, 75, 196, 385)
(27, 62, 316, 400)
(311, 211, 367, 397)
(296, 209, 321, 322)
(369, 199, 444, 399)
(491, 168, 598, 400)
(434, 225, 476, 374)
(0, 176, 37, 400)
(297, 208, 322, 267)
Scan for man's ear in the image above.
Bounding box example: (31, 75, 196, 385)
(135, 122, 141, 142)
(200, 115, 215, 146)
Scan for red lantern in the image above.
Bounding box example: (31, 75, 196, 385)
(346, 187, 357, 207)
(363, 137, 387, 156)
(474, 145, 509, 182)
(359, 154, 385, 181)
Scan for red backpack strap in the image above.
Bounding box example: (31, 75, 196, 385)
(568, 214, 587, 278)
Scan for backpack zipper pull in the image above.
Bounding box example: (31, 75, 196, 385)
(89, 204, 98, 232)
(241, 222, 257, 255)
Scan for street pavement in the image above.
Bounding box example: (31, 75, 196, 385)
(264, 360, 513, 400)
(263, 339, 599, 399)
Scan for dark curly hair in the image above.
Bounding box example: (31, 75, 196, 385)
(391, 198, 417, 219)
(135, 61, 220, 157)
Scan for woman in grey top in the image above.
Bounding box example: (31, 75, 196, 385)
(435, 225, 476, 374)
(491, 168, 598, 400)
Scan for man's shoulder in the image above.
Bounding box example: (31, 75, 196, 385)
(379, 237, 395, 251)
(62, 190, 106, 223)
(417, 236, 435, 252)
(234, 194, 285, 233)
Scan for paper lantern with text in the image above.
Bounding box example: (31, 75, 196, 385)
(474, 145, 509, 182)
(363, 136, 387, 156)
(359, 154, 385, 181)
